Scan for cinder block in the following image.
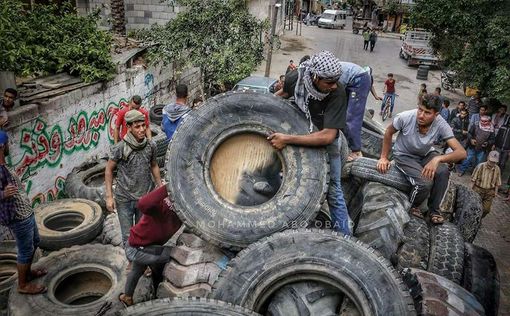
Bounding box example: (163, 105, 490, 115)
(177, 232, 208, 248)
(163, 260, 222, 287)
(170, 244, 227, 266)
(157, 282, 211, 299)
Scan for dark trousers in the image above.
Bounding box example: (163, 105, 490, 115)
(370, 41, 376, 52)
(124, 245, 171, 296)
(395, 152, 450, 215)
(363, 40, 369, 50)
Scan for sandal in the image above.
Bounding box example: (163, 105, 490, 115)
(17, 283, 47, 295)
(119, 293, 133, 307)
(430, 214, 445, 225)
(409, 207, 424, 219)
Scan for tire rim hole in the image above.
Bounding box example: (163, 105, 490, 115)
(210, 133, 283, 206)
(44, 211, 85, 232)
(54, 270, 112, 305)
(84, 172, 106, 187)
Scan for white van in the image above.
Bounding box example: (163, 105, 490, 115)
(318, 10, 347, 29)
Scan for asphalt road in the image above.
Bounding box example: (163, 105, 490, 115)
(255, 17, 466, 127)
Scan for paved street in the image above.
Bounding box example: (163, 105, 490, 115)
(257, 18, 510, 315)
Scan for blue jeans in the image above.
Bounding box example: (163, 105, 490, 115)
(327, 138, 351, 235)
(380, 93, 396, 113)
(459, 148, 486, 173)
(345, 72, 372, 152)
(116, 200, 141, 246)
(9, 215, 40, 264)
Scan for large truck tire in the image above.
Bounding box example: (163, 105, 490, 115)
(0, 241, 41, 312)
(354, 182, 411, 260)
(99, 212, 123, 247)
(165, 91, 329, 250)
(64, 158, 109, 208)
(8, 244, 127, 316)
(427, 222, 465, 284)
(463, 243, 500, 316)
(211, 229, 416, 315)
(453, 184, 483, 242)
(403, 268, 485, 316)
(363, 112, 386, 135)
(396, 217, 430, 271)
(35, 199, 104, 251)
(119, 297, 260, 316)
(350, 157, 411, 193)
(150, 124, 170, 159)
(360, 127, 386, 159)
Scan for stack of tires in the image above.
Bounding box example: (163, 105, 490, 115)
(4, 92, 500, 316)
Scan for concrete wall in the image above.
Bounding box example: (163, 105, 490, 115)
(247, 0, 286, 34)
(6, 64, 201, 207)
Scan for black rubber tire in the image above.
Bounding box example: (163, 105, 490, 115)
(150, 124, 170, 158)
(396, 217, 430, 270)
(119, 297, 260, 316)
(343, 177, 366, 226)
(35, 198, 104, 250)
(427, 222, 465, 284)
(149, 104, 165, 125)
(266, 281, 342, 316)
(211, 229, 416, 315)
(308, 206, 332, 230)
(64, 158, 109, 208)
(99, 212, 123, 247)
(0, 241, 41, 311)
(463, 243, 500, 316)
(8, 244, 127, 315)
(453, 184, 483, 243)
(360, 127, 386, 159)
(339, 130, 350, 170)
(165, 91, 329, 250)
(354, 182, 411, 260)
(403, 268, 485, 316)
(350, 157, 411, 193)
(362, 112, 386, 135)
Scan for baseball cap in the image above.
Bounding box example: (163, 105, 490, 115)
(0, 131, 8, 145)
(125, 110, 145, 124)
(488, 151, 499, 163)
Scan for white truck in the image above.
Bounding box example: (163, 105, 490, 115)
(399, 29, 440, 67)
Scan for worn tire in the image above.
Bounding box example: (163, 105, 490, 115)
(165, 91, 328, 250)
(453, 184, 483, 242)
(64, 159, 109, 208)
(360, 127, 385, 159)
(463, 243, 500, 316)
(8, 244, 127, 316)
(150, 124, 170, 158)
(363, 112, 386, 135)
(99, 212, 123, 247)
(396, 217, 430, 270)
(427, 222, 465, 284)
(0, 241, 41, 312)
(350, 157, 411, 193)
(266, 281, 342, 316)
(354, 182, 411, 260)
(403, 268, 485, 316)
(149, 104, 165, 125)
(211, 229, 416, 315)
(119, 297, 260, 316)
(35, 198, 104, 250)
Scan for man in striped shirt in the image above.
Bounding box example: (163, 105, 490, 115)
(471, 150, 502, 217)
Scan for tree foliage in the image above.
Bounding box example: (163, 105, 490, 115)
(410, 0, 510, 101)
(136, 0, 267, 94)
(0, 0, 115, 82)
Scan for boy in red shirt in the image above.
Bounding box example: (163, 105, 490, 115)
(380, 73, 397, 118)
(114, 95, 152, 143)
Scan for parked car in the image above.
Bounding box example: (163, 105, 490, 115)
(318, 10, 347, 29)
(232, 76, 278, 94)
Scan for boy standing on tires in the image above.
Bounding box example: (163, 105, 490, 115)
(114, 95, 152, 143)
(0, 131, 47, 294)
(269, 51, 351, 235)
(471, 150, 501, 218)
(376, 95, 467, 224)
(105, 110, 162, 246)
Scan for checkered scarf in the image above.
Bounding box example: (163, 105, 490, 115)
(294, 51, 343, 132)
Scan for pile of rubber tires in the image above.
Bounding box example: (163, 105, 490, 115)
(2, 92, 500, 316)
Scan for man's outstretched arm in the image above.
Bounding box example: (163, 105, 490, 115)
(267, 128, 338, 150)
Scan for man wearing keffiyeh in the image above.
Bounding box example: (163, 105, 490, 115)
(269, 51, 351, 235)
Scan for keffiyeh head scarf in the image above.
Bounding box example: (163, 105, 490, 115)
(479, 115, 494, 132)
(294, 51, 343, 132)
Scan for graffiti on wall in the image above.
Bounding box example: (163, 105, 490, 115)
(9, 99, 128, 183)
(26, 176, 67, 207)
(144, 73, 155, 107)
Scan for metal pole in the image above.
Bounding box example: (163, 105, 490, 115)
(265, 4, 281, 77)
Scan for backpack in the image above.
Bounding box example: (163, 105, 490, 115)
(495, 116, 510, 150)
